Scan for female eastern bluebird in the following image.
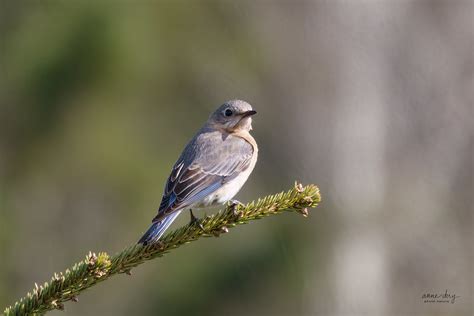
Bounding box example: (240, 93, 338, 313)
(138, 100, 258, 245)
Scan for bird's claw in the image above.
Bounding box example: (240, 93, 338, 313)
(229, 200, 244, 218)
(189, 209, 205, 231)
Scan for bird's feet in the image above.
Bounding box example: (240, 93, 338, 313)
(189, 209, 204, 231)
(229, 199, 244, 218)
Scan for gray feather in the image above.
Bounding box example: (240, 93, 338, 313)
(153, 128, 253, 222)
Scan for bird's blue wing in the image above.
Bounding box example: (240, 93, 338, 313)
(152, 130, 253, 222)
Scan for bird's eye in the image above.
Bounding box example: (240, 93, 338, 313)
(224, 109, 233, 117)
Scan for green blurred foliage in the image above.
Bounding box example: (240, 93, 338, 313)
(0, 2, 320, 315)
(1, 1, 472, 316)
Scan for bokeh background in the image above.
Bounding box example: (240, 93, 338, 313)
(0, 1, 472, 315)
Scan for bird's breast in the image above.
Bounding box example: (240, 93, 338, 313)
(198, 152, 257, 208)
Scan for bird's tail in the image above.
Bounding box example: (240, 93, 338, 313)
(138, 211, 181, 245)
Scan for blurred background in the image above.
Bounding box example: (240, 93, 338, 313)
(0, 1, 472, 315)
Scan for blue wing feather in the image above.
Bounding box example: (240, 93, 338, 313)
(138, 211, 181, 245)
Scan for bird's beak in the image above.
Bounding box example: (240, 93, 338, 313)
(241, 110, 257, 118)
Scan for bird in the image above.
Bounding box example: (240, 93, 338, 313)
(138, 100, 258, 245)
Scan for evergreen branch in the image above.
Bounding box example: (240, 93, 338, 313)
(4, 182, 321, 316)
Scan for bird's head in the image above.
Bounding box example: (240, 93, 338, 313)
(208, 100, 257, 133)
